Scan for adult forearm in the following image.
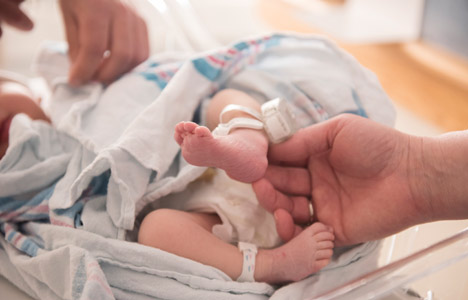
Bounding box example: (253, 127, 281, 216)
(412, 130, 468, 222)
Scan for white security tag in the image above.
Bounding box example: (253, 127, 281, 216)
(261, 98, 297, 143)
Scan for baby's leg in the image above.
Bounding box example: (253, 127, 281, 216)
(174, 89, 268, 183)
(139, 209, 246, 279)
(139, 209, 334, 284)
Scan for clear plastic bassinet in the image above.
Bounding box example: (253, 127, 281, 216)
(312, 224, 468, 300)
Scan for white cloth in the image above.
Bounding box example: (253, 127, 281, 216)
(1, 34, 396, 299)
(183, 169, 282, 249)
(31, 34, 396, 240)
(0, 114, 78, 197)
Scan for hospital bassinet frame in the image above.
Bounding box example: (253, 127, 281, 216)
(313, 227, 468, 299)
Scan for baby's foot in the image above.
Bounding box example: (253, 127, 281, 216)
(174, 121, 268, 183)
(256, 222, 335, 284)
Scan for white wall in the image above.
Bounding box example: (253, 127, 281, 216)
(0, 0, 270, 76)
(0, 0, 64, 75)
(285, 0, 426, 43)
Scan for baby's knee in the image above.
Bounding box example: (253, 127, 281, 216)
(138, 209, 177, 246)
(212, 88, 239, 101)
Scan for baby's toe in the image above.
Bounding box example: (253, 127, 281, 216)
(308, 222, 335, 237)
(316, 247, 334, 260)
(183, 121, 199, 133)
(315, 258, 332, 271)
(194, 126, 212, 138)
(174, 131, 184, 145)
(317, 240, 335, 250)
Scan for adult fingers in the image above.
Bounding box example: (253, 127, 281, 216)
(59, 1, 79, 62)
(263, 164, 311, 195)
(0, 0, 33, 31)
(68, 11, 110, 86)
(252, 178, 311, 224)
(268, 117, 344, 165)
(273, 209, 303, 242)
(132, 13, 149, 66)
(95, 3, 133, 84)
(125, 1, 149, 66)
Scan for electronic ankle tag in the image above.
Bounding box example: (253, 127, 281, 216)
(261, 98, 297, 144)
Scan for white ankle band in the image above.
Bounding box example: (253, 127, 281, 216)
(237, 242, 258, 282)
(212, 117, 264, 136)
(213, 98, 297, 144)
(219, 104, 263, 123)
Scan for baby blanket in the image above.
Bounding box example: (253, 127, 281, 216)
(0, 34, 394, 299)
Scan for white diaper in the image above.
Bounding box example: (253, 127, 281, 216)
(182, 169, 282, 249)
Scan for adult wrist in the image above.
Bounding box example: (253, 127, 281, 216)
(412, 131, 468, 222)
(406, 135, 436, 224)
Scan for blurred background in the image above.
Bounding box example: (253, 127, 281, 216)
(1, 0, 468, 299)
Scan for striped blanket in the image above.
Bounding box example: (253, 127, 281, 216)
(0, 34, 393, 299)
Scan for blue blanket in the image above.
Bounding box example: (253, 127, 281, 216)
(0, 34, 393, 299)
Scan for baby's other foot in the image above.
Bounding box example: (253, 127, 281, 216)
(259, 222, 335, 284)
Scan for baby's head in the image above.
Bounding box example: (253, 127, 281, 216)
(0, 74, 50, 158)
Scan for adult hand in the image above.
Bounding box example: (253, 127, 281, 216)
(252, 114, 434, 246)
(59, 0, 149, 86)
(0, 0, 34, 37)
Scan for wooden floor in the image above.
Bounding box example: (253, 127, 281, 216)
(257, 0, 468, 132)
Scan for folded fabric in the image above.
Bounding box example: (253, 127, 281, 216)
(0, 33, 395, 299)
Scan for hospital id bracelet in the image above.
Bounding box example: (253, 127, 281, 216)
(237, 242, 258, 282)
